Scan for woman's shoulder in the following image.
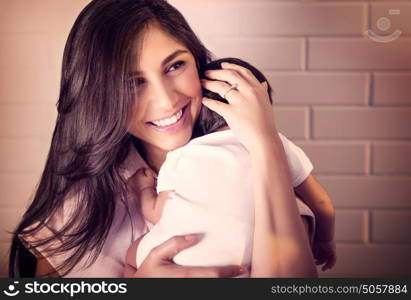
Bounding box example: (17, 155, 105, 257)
(17, 189, 81, 275)
(19, 187, 80, 240)
(119, 142, 149, 180)
(18, 174, 148, 277)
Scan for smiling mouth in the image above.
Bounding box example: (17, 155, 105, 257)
(148, 104, 188, 127)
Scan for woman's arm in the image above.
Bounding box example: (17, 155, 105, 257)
(249, 137, 318, 277)
(123, 234, 246, 277)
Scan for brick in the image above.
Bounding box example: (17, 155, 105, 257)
(267, 72, 368, 105)
(0, 33, 49, 68)
(168, 0, 240, 36)
(372, 143, 411, 175)
(371, 210, 411, 243)
(312, 107, 411, 139)
(308, 38, 411, 70)
(317, 176, 411, 209)
(0, 138, 49, 173)
(274, 107, 308, 139)
(0, 173, 40, 210)
(371, 3, 411, 36)
(296, 141, 367, 174)
(0, 0, 90, 33)
(0, 104, 57, 139)
(324, 244, 411, 277)
(208, 38, 303, 70)
(0, 67, 60, 104)
(373, 73, 411, 105)
(334, 210, 365, 243)
(240, 3, 365, 36)
(48, 33, 69, 69)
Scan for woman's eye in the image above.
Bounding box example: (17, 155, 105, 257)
(130, 77, 146, 87)
(167, 61, 185, 72)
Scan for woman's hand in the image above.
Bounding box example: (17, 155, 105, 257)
(130, 234, 247, 278)
(201, 62, 277, 153)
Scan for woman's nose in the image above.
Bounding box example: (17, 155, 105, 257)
(149, 80, 177, 110)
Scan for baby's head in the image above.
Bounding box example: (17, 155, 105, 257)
(197, 57, 273, 135)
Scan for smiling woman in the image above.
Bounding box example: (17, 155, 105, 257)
(8, 0, 246, 278)
(127, 25, 203, 173)
(8, 0, 316, 278)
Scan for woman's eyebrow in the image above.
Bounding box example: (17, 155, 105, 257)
(162, 49, 188, 66)
(129, 49, 188, 77)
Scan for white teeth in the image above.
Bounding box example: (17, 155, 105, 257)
(152, 109, 183, 127)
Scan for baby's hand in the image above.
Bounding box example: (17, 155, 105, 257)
(128, 168, 157, 195)
(313, 239, 336, 271)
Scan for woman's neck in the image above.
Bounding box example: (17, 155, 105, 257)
(139, 143, 167, 175)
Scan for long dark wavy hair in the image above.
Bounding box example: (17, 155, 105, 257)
(9, 0, 212, 277)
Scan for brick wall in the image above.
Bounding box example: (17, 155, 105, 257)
(0, 0, 410, 277)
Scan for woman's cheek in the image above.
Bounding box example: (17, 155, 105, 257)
(180, 64, 202, 95)
(175, 68, 202, 113)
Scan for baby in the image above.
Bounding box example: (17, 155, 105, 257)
(125, 58, 336, 276)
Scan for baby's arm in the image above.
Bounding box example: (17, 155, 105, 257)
(294, 174, 336, 270)
(141, 190, 171, 225)
(130, 168, 171, 224)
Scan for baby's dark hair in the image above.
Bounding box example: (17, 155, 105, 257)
(197, 57, 273, 135)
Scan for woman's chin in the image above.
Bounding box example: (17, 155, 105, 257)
(161, 132, 192, 151)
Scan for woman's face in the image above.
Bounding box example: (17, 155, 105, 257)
(128, 24, 202, 155)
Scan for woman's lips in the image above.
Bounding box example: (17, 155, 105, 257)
(147, 104, 189, 132)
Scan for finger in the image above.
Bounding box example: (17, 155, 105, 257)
(322, 260, 333, 271)
(201, 79, 240, 102)
(322, 259, 334, 271)
(150, 234, 202, 262)
(143, 168, 150, 176)
(173, 264, 246, 278)
(214, 264, 248, 278)
(221, 62, 261, 86)
(325, 255, 337, 270)
(261, 81, 269, 91)
(321, 259, 330, 271)
(132, 167, 146, 177)
(202, 97, 230, 117)
(203, 69, 250, 93)
(145, 168, 157, 178)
